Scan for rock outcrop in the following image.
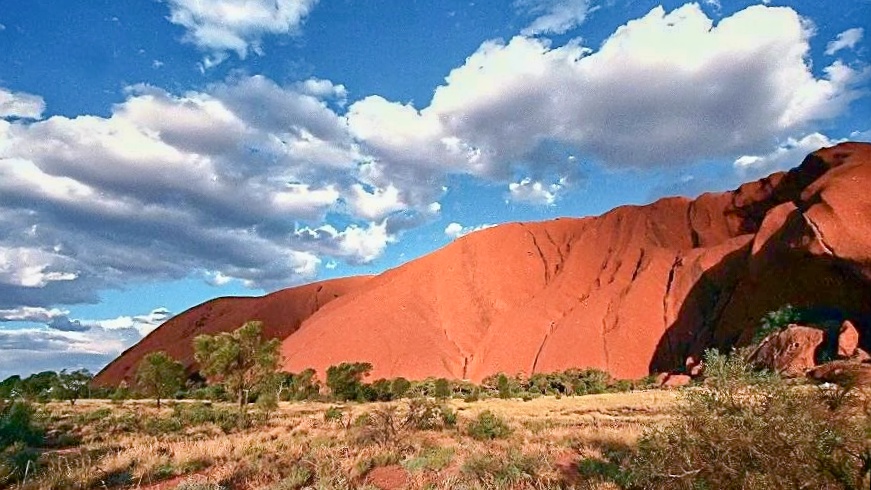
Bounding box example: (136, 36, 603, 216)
(746, 325, 825, 377)
(95, 142, 871, 386)
(94, 276, 371, 386)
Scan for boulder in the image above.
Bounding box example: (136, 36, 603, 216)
(807, 360, 871, 386)
(662, 374, 692, 387)
(838, 320, 860, 358)
(853, 348, 871, 363)
(746, 325, 824, 377)
(686, 356, 705, 377)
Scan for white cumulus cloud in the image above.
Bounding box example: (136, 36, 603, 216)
(516, 0, 594, 36)
(0, 88, 45, 120)
(444, 222, 497, 239)
(165, 0, 319, 62)
(825, 27, 864, 55)
(734, 132, 841, 177)
(345, 3, 866, 208)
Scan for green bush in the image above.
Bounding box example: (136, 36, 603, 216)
(325, 362, 372, 401)
(0, 401, 42, 449)
(323, 406, 345, 424)
(282, 369, 320, 401)
(404, 398, 456, 430)
(433, 378, 451, 400)
(0, 401, 43, 485)
(366, 379, 394, 402)
(461, 449, 546, 486)
(390, 377, 411, 399)
(0, 442, 39, 485)
(466, 410, 512, 440)
(403, 446, 454, 472)
(626, 350, 871, 489)
(753, 304, 802, 344)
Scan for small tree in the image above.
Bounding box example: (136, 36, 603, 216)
(434, 378, 451, 400)
(391, 377, 411, 399)
(289, 368, 320, 401)
(194, 321, 282, 409)
(136, 352, 185, 409)
(326, 362, 372, 401)
(52, 369, 92, 405)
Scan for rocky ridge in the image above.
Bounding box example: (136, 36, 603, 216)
(95, 142, 871, 386)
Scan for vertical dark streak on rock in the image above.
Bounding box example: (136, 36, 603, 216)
(520, 224, 550, 285)
(531, 322, 555, 374)
(662, 254, 683, 367)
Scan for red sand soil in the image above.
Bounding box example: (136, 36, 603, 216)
(96, 142, 871, 385)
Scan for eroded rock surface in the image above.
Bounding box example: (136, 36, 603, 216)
(97, 143, 871, 384)
(746, 325, 825, 377)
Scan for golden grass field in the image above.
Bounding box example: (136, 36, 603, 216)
(16, 390, 680, 490)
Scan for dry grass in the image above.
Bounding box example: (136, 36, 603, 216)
(19, 391, 679, 489)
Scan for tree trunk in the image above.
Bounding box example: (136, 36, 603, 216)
(157, 396, 161, 409)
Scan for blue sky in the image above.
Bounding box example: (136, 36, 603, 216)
(0, 0, 868, 378)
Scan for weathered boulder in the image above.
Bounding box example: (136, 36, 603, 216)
(685, 356, 705, 377)
(807, 360, 871, 386)
(662, 374, 692, 387)
(746, 325, 824, 377)
(838, 320, 860, 358)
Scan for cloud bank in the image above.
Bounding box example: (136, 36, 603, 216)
(0, 3, 865, 321)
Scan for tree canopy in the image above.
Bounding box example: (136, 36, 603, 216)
(136, 351, 185, 408)
(193, 321, 282, 408)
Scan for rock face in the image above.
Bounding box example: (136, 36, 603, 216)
(94, 276, 371, 386)
(839, 320, 860, 358)
(746, 325, 825, 376)
(808, 361, 871, 386)
(96, 142, 871, 385)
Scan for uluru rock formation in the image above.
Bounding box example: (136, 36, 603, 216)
(94, 276, 371, 386)
(95, 142, 871, 386)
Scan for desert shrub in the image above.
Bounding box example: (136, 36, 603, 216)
(497, 374, 514, 399)
(390, 377, 411, 399)
(323, 406, 346, 425)
(433, 378, 451, 400)
(366, 379, 394, 402)
(280, 369, 320, 401)
(350, 406, 402, 447)
(0, 401, 42, 485)
(404, 398, 456, 430)
(526, 373, 554, 395)
(326, 362, 372, 401)
(255, 392, 279, 421)
(403, 445, 455, 472)
(466, 410, 512, 440)
(352, 399, 456, 447)
(353, 449, 402, 477)
(461, 449, 547, 486)
(753, 304, 803, 344)
(0, 442, 39, 485)
(187, 384, 230, 402)
(268, 464, 313, 489)
(463, 389, 481, 403)
(626, 350, 871, 489)
(480, 373, 520, 399)
(0, 401, 42, 449)
(566, 368, 611, 395)
(608, 379, 635, 393)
